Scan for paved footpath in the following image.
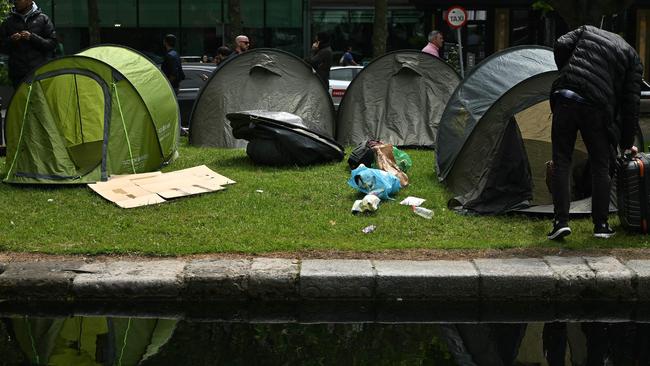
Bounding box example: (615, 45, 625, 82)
(3, 256, 650, 322)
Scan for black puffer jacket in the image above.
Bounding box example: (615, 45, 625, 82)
(0, 4, 57, 84)
(552, 25, 643, 149)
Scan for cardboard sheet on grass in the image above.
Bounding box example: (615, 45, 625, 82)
(88, 165, 236, 208)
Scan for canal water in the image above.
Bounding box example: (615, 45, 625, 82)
(1, 316, 648, 365)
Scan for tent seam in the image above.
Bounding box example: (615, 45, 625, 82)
(5, 84, 33, 180)
(112, 82, 137, 174)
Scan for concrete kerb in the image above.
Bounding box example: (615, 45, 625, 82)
(74, 260, 187, 299)
(374, 260, 478, 300)
(0, 261, 84, 300)
(1, 256, 650, 303)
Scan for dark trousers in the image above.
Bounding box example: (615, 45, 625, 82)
(551, 97, 612, 225)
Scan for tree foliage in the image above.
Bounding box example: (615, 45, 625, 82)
(532, 0, 553, 14)
(0, 0, 10, 19)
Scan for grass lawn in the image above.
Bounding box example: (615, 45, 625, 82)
(1, 139, 650, 255)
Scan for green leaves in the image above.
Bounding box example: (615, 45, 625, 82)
(0, 0, 10, 19)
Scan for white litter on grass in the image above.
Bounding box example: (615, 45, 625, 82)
(47, 198, 54, 202)
(352, 194, 381, 213)
(255, 190, 264, 193)
(362, 225, 377, 234)
(400, 196, 425, 206)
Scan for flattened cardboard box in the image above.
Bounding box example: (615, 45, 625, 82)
(88, 165, 236, 208)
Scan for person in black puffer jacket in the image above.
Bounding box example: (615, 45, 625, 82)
(547, 25, 643, 241)
(0, 0, 57, 88)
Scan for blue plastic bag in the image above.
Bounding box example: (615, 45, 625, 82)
(348, 164, 401, 200)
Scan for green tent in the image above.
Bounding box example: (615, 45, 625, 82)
(2, 45, 179, 184)
(9, 316, 178, 365)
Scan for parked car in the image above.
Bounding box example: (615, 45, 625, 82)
(329, 66, 363, 110)
(180, 55, 203, 63)
(178, 62, 216, 127)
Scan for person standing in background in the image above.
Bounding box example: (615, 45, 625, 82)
(214, 46, 232, 66)
(421, 30, 443, 58)
(0, 0, 57, 88)
(306, 31, 332, 88)
(161, 34, 184, 94)
(340, 46, 358, 66)
(233, 35, 250, 54)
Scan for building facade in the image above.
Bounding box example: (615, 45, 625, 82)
(28, 1, 650, 75)
(37, 0, 307, 59)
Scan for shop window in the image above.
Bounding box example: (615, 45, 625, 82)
(266, 0, 302, 27)
(388, 9, 426, 51)
(465, 22, 486, 68)
(98, 0, 136, 27)
(510, 9, 531, 46)
(182, 0, 225, 28)
(313, 7, 423, 61)
(53, 0, 88, 27)
(238, 0, 302, 54)
(312, 9, 373, 62)
(466, 10, 487, 21)
(242, 0, 264, 28)
(140, 0, 179, 27)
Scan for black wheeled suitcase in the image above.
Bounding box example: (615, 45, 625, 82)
(617, 153, 650, 233)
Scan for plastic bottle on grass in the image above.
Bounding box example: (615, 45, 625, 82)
(412, 206, 433, 219)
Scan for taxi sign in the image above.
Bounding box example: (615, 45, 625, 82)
(446, 6, 468, 29)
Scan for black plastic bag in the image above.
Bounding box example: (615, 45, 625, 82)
(347, 139, 381, 170)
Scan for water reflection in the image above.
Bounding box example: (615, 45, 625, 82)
(0, 317, 177, 365)
(1, 317, 649, 365)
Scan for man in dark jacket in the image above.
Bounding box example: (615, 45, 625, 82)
(548, 25, 643, 240)
(306, 32, 332, 89)
(0, 0, 57, 88)
(161, 34, 184, 94)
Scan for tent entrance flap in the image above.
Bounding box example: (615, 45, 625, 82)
(37, 71, 108, 175)
(515, 101, 589, 206)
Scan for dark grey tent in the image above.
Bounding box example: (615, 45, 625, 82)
(336, 50, 460, 147)
(189, 49, 336, 148)
(434, 46, 600, 214)
(228, 110, 344, 166)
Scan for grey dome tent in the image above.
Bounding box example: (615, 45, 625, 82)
(228, 110, 344, 166)
(336, 50, 461, 147)
(435, 46, 599, 214)
(189, 49, 336, 148)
